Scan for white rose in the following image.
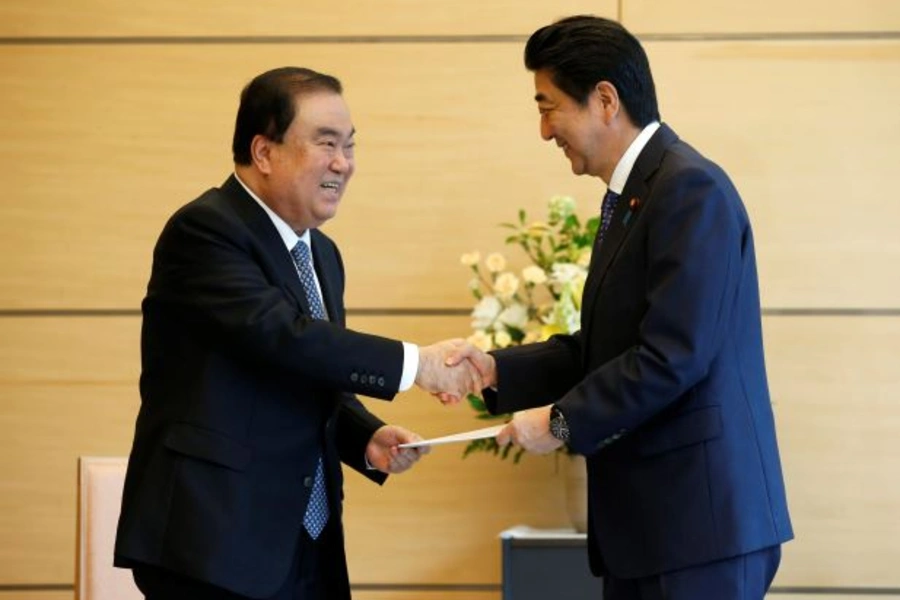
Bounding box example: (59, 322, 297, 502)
(471, 295, 502, 329)
(493, 272, 520, 300)
(497, 303, 529, 330)
(548, 195, 576, 221)
(460, 251, 481, 267)
(521, 265, 548, 285)
(544, 293, 580, 334)
(485, 252, 507, 273)
(467, 330, 494, 352)
(550, 262, 583, 284)
(494, 330, 513, 348)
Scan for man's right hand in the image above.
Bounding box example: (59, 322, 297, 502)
(416, 339, 491, 404)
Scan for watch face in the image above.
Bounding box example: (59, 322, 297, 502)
(550, 408, 569, 442)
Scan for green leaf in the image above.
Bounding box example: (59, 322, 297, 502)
(476, 413, 505, 421)
(466, 394, 487, 412)
(513, 448, 526, 463)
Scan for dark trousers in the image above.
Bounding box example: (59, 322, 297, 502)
(603, 546, 781, 600)
(132, 522, 342, 600)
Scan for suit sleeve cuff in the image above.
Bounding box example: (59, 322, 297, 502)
(398, 342, 419, 392)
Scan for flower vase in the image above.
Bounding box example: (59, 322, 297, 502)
(564, 454, 588, 533)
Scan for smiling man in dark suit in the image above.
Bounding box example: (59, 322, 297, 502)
(450, 16, 794, 600)
(114, 67, 482, 600)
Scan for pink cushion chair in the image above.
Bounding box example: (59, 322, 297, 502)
(75, 457, 142, 600)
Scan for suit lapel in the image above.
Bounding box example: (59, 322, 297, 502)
(581, 125, 679, 336)
(220, 175, 316, 318)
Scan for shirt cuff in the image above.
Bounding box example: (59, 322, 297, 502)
(398, 342, 419, 392)
(364, 454, 377, 470)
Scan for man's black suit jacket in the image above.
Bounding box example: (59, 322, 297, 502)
(486, 125, 793, 579)
(114, 175, 404, 598)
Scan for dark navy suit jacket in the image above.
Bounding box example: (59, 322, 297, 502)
(114, 175, 403, 598)
(486, 125, 793, 578)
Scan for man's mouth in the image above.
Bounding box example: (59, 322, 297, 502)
(321, 182, 340, 191)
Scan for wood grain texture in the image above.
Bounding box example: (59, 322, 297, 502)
(623, 0, 900, 34)
(0, 0, 616, 38)
(0, 315, 567, 586)
(0, 317, 140, 584)
(343, 315, 569, 585)
(1, 41, 898, 310)
(0, 315, 898, 586)
(645, 40, 900, 309)
(765, 317, 900, 588)
(0, 592, 72, 600)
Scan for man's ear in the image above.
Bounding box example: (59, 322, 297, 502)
(594, 80, 621, 123)
(250, 134, 274, 174)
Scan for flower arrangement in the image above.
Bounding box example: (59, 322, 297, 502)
(460, 195, 598, 462)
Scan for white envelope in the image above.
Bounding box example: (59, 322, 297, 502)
(397, 424, 505, 448)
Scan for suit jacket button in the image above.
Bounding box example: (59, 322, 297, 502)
(368, 375, 377, 384)
(377, 376, 385, 387)
(350, 372, 359, 382)
(303, 476, 314, 488)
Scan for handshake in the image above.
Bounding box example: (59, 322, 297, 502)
(414, 339, 496, 404)
(411, 339, 564, 455)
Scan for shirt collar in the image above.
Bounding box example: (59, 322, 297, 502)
(234, 173, 311, 250)
(607, 121, 661, 195)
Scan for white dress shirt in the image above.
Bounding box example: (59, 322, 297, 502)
(607, 121, 661, 194)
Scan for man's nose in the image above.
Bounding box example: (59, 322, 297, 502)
(331, 150, 351, 172)
(540, 117, 553, 141)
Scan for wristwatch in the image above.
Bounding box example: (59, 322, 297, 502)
(548, 404, 571, 443)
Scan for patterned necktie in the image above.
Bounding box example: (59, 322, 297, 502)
(289, 240, 329, 539)
(597, 188, 620, 247)
(290, 240, 327, 320)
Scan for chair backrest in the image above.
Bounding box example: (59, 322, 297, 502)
(76, 456, 142, 600)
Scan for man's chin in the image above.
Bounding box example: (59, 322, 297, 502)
(314, 202, 340, 225)
(569, 161, 586, 176)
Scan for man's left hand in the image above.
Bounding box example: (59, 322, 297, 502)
(497, 405, 563, 455)
(366, 425, 430, 474)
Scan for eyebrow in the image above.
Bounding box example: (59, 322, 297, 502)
(315, 126, 356, 138)
(534, 92, 549, 103)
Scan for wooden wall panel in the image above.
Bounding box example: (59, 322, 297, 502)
(344, 315, 568, 585)
(0, 592, 71, 600)
(645, 40, 900, 309)
(0, 317, 140, 584)
(765, 317, 900, 588)
(1, 41, 898, 311)
(0, 316, 898, 588)
(624, 0, 900, 34)
(0, 0, 616, 37)
(0, 42, 598, 311)
(0, 314, 565, 586)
